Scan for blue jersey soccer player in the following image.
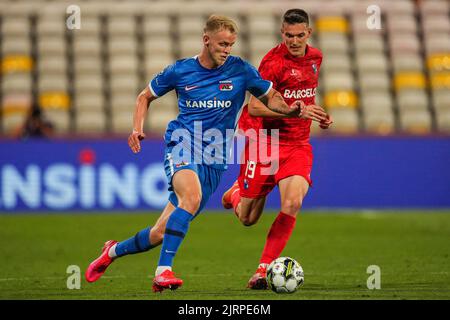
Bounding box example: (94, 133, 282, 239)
(85, 15, 327, 293)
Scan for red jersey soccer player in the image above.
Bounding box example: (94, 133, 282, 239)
(222, 9, 333, 289)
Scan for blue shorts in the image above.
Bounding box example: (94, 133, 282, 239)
(164, 147, 224, 217)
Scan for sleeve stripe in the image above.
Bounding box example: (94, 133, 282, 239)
(148, 82, 160, 97)
(257, 81, 273, 99)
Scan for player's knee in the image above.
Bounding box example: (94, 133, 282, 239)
(178, 194, 202, 214)
(240, 216, 256, 227)
(151, 226, 165, 244)
(281, 198, 302, 215)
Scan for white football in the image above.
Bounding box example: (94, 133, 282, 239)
(267, 257, 304, 294)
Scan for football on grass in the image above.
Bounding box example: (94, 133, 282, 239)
(267, 257, 304, 293)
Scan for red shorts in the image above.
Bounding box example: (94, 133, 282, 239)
(237, 141, 313, 199)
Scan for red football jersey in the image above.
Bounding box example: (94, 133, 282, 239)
(239, 43, 322, 146)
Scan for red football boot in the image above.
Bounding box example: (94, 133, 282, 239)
(247, 265, 268, 290)
(152, 270, 183, 293)
(222, 180, 239, 210)
(85, 240, 117, 283)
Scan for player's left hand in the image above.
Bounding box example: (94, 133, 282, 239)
(319, 114, 333, 129)
(299, 104, 328, 122)
(128, 130, 146, 154)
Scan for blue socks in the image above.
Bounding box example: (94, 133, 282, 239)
(115, 227, 154, 257)
(158, 207, 193, 267)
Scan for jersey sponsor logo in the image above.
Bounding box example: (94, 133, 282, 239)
(185, 85, 198, 91)
(219, 83, 233, 91)
(186, 100, 232, 109)
(283, 88, 317, 99)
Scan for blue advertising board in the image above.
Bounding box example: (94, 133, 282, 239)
(0, 136, 449, 212)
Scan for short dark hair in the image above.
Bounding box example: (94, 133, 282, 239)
(283, 9, 309, 26)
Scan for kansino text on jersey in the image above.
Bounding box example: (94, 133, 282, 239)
(283, 88, 316, 99)
(186, 100, 232, 108)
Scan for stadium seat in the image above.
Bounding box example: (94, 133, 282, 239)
(396, 89, 429, 112)
(422, 15, 450, 34)
(145, 56, 174, 79)
(1, 107, 29, 135)
(145, 36, 173, 57)
(75, 110, 107, 134)
(143, 16, 172, 36)
(386, 14, 417, 34)
(36, 16, 66, 36)
(363, 110, 396, 135)
(435, 109, 450, 132)
(1, 17, 30, 36)
(109, 55, 138, 74)
(37, 36, 66, 55)
(324, 90, 358, 109)
(111, 110, 133, 133)
(399, 109, 432, 134)
(323, 72, 355, 91)
(358, 72, 391, 92)
(39, 92, 71, 133)
(110, 75, 139, 94)
(392, 54, 424, 72)
(74, 74, 103, 93)
(73, 92, 104, 113)
(248, 36, 278, 60)
(420, 0, 449, 14)
(38, 56, 67, 75)
(109, 37, 137, 55)
(317, 33, 349, 54)
(353, 35, 384, 54)
(394, 72, 427, 91)
(432, 89, 450, 112)
(430, 72, 450, 89)
(247, 15, 277, 36)
(427, 53, 450, 73)
(1, 55, 33, 74)
(73, 17, 101, 36)
(321, 54, 352, 73)
(38, 74, 68, 92)
(316, 16, 348, 33)
(356, 53, 388, 73)
(327, 108, 359, 134)
(179, 35, 204, 57)
(424, 35, 450, 56)
(108, 16, 136, 36)
(73, 36, 102, 56)
(74, 57, 103, 75)
(360, 91, 394, 113)
(110, 93, 137, 112)
(1, 37, 31, 55)
(389, 35, 421, 54)
(178, 15, 206, 36)
(2, 73, 32, 93)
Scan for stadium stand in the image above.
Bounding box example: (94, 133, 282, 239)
(0, 0, 448, 136)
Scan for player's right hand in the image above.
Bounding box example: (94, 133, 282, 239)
(128, 130, 146, 154)
(299, 104, 328, 122)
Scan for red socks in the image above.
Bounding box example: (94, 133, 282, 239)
(260, 212, 296, 265)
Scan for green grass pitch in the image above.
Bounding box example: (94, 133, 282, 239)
(0, 211, 449, 300)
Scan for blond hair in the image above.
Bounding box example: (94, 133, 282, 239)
(204, 14, 238, 34)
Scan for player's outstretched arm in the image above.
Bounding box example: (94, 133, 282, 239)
(257, 88, 300, 117)
(128, 86, 158, 154)
(257, 88, 329, 122)
(248, 95, 290, 118)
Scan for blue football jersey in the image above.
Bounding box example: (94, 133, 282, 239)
(149, 55, 272, 170)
